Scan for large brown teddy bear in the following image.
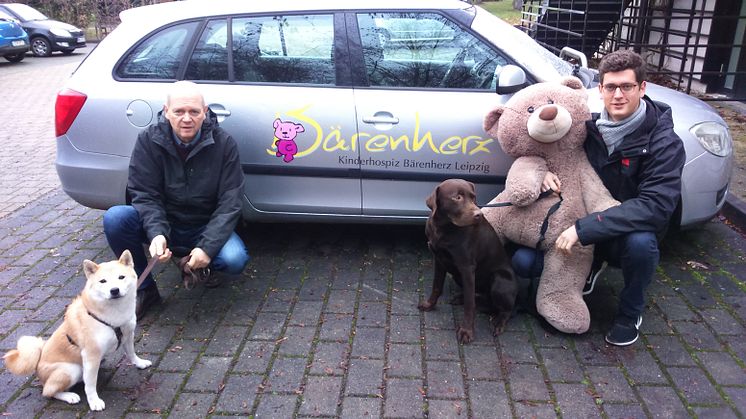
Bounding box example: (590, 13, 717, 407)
(482, 77, 619, 334)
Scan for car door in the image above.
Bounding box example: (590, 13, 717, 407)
(349, 11, 517, 217)
(184, 14, 362, 217)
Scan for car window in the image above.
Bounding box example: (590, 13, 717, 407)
(185, 19, 229, 81)
(117, 21, 199, 80)
(3, 3, 46, 21)
(356, 12, 508, 89)
(232, 14, 335, 84)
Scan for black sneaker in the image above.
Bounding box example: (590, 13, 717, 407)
(605, 314, 643, 346)
(583, 260, 607, 296)
(136, 284, 162, 320)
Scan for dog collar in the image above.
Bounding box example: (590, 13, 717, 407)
(87, 310, 123, 350)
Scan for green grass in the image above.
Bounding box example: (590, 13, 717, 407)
(478, 0, 522, 25)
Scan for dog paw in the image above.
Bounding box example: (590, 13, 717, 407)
(456, 327, 474, 344)
(134, 358, 152, 369)
(88, 396, 106, 411)
(417, 301, 435, 311)
(55, 391, 80, 404)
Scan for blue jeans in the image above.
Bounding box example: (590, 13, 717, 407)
(103, 205, 250, 290)
(512, 231, 659, 320)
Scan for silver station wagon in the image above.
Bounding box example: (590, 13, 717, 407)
(55, 0, 733, 227)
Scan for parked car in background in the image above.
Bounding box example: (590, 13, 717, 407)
(0, 3, 85, 57)
(54, 0, 733, 229)
(0, 8, 28, 62)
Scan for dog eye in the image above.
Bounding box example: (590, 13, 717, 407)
(527, 106, 535, 113)
(118, 275, 125, 280)
(99, 279, 107, 284)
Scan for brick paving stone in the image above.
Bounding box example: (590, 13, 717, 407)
(423, 306, 455, 330)
(132, 372, 184, 411)
(357, 301, 388, 327)
(214, 374, 263, 414)
(602, 402, 648, 419)
(390, 314, 421, 343)
(172, 392, 217, 417)
(468, 380, 511, 418)
(691, 406, 739, 419)
(672, 320, 724, 351)
(351, 326, 386, 358)
(266, 357, 307, 393)
(667, 366, 722, 405)
(539, 347, 584, 382)
(512, 401, 557, 419)
(387, 343, 423, 378)
(9, 286, 56, 310)
(325, 289, 357, 314)
(505, 363, 550, 402)
(136, 325, 178, 354)
(0, 371, 31, 407)
(235, 340, 275, 374)
(279, 325, 316, 356)
(298, 375, 343, 416)
(585, 366, 637, 403)
(697, 351, 746, 385)
(298, 277, 329, 301)
(254, 394, 298, 418)
(390, 291, 421, 316)
(426, 360, 465, 399)
(1, 308, 38, 333)
(249, 312, 287, 340)
(462, 345, 501, 380)
(646, 335, 698, 366)
(158, 339, 204, 372)
(0, 321, 46, 352)
(340, 396, 381, 418)
(554, 382, 603, 417)
(184, 356, 232, 392)
(425, 329, 460, 360)
(621, 348, 668, 384)
(359, 279, 390, 303)
(428, 399, 468, 418)
(655, 293, 700, 322)
(319, 313, 353, 342)
(498, 331, 538, 364)
(346, 358, 385, 396)
(310, 341, 349, 375)
(723, 387, 746, 412)
(642, 308, 677, 335)
(701, 308, 745, 335)
(205, 326, 246, 357)
(637, 385, 689, 418)
(383, 378, 424, 418)
(261, 289, 297, 313)
(288, 300, 324, 326)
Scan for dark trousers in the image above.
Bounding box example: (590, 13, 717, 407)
(103, 205, 250, 290)
(512, 231, 659, 321)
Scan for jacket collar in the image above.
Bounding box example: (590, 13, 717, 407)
(151, 108, 219, 157)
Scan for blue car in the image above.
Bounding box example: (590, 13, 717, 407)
(0, 9, 28, 62)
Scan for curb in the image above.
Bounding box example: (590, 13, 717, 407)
(720, 193, 746, 232)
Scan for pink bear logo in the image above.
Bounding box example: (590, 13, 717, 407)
(273, 118, 305, 163)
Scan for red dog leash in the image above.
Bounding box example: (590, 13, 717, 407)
(137, 256, 160, 288)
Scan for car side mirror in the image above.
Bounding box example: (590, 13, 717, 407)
(494, 65, 527, 95)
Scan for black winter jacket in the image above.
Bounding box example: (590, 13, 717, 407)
(575, 96, 686, 245)
(127, 110, 244, 258)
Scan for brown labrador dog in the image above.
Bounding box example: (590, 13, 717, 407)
(419, 179, 518, 344)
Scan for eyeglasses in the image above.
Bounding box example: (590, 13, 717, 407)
(601, 83, 638, 94)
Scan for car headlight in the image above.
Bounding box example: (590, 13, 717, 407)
(690, 122, 732, 157)
(50, 27, 72, 38)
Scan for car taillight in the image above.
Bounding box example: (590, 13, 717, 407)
(55, 88, 87, 137)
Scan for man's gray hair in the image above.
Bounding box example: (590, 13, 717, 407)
(166, 81, 205, 107)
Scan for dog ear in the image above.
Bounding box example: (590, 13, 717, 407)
(426, 185, 439, 212)
(467, 181, 476, 194)
(83, 260, 99, 278)
(118, 250, 134, 268)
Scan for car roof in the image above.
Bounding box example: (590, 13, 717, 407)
(121, 0, 473, 23)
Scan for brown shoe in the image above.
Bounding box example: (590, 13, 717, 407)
(136, 284, 162, 320)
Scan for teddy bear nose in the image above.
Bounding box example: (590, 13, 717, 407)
(539, 105, 558, 121)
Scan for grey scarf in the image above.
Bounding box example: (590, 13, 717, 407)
(596, 100, 647, 155)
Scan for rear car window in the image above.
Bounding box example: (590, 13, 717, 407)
(356, 12, 507, 89)
(185, 19, 229, 81)
(117, 21, 199, 79)
(232, 14, 335, 84)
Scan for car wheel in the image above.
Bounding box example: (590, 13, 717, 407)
(3, 53, 25, 63)
(61, 48, 75, 55)
(31, 37, 52, 57)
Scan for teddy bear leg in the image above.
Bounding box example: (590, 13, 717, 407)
(535, 247, 594, 334)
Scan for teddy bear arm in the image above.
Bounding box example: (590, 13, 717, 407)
(505, 156, 548, 207)
(579, 162, 620, 213)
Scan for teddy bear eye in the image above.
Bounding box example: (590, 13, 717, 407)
(547, 99, 554, 104)
(119, 275, 125, 280)
(527, 106, 535, 113)
(99, 279, 107, 284)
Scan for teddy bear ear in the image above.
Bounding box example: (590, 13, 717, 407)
(483, 106, 505, 133)
(560, 76, 584, 90)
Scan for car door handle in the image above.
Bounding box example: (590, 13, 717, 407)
(211, 109, 231, 117)
(362, 115, 399, 125)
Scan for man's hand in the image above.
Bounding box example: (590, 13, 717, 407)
(187, 247, 211, 270)
(542, 171, 561, 194)
(555, 225, 579, 255)
(149, 235, 172, 262)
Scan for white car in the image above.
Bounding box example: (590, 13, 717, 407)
(55, 0, 733, 227)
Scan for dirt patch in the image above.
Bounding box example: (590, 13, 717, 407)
(713, 104, 746, 202)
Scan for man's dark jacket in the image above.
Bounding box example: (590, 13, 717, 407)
(127, 110, 244, 258)
(575, 96, 686, 245)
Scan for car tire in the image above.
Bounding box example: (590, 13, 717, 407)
(61, 48, 75, 55)
(31, 37, 52, 57)
(3, 53, 25, 63)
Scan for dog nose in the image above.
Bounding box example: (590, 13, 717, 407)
(473, 209, 483, 220)
(539, 105, 558, 121)
(110, 288, 120, 297)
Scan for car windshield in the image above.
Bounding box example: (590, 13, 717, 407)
(5, 3, 47, 22)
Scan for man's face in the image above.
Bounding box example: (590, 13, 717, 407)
(599, 69, 646, 122)
(164, 93, 207, 143)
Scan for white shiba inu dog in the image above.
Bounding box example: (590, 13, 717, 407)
(3, 250, 151, 411)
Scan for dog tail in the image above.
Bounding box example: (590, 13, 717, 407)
(3, 336, 45, 375)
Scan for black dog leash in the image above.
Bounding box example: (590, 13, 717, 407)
(479, 188, 557, 208)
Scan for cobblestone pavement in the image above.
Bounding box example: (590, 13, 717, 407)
(1, 49, 746, 419)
